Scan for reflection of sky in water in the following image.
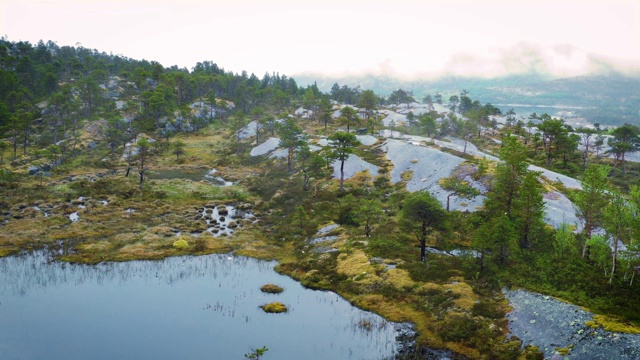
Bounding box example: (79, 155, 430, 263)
(0, 252, 403, 360)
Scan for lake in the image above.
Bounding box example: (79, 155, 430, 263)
(0, 251, 408, 360)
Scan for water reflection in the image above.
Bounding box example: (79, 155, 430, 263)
(0, 251, 407, 360)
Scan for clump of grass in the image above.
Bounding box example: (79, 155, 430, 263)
(260, 302, 288, 313)
(172, 239, 189, 249)
(400, 170, 413, 182)
(260, 284, 284, 294)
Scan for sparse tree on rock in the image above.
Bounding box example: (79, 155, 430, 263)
(357, 89, 377, 120)
(328, 131, 360, 191)
(603, 190, 636, 284)
(401, 191, 448, 264)
(339, 106, 358, 133)
(574, 164, 610, 257)
(609, 123, 640, 176)
(278, 118, 306, 172)
(441, 177, 480, 212)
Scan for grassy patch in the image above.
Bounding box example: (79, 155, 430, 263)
(260, 302, 288, 313)
(260, 284, 284, 294)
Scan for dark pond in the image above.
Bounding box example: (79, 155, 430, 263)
(0, 251, 408, 360)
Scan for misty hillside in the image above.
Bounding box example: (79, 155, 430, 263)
(298, 73, 640, 127)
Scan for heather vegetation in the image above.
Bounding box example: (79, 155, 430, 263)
(1, 39, 639, 359)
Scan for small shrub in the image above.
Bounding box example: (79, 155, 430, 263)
(439, 314, 481, 342)
(260, 284, 284, 294)
(260, 302, 288, 313)
(172, 239, 189, 249)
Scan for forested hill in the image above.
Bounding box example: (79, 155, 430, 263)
(296, 72, 640, 127)
(0, 39, 307, 153)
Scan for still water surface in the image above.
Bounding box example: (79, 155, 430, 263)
(0, 251, 403, 360)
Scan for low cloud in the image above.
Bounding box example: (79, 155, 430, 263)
(299, 42, 640, 80)
(439, 42, 640, 78)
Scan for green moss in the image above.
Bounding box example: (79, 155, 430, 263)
(260, 302, 288, 313)
(592, 315, 640, 334)
(172, 239, 189, 249)
(585, 320, 600, 329)
(260, 284, 284, 294)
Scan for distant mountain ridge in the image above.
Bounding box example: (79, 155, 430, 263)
(296, 73, 640, 127)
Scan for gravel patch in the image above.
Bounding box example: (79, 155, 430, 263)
(504, 288, 640, 359)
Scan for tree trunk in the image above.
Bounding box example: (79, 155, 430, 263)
(610, 238, 618, 284)
(303, 170, 309, 191)
(365, 218, 371, 237)
(339, 159, 345, 191)
(139, 171, 144, 189)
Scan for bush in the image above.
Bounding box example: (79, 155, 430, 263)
(439, 314, 481, 342)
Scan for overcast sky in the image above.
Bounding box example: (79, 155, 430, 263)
(2, 0, 639, 78)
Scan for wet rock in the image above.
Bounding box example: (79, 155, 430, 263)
(218, 206, 229, 216)
(227, 221, 238, 229)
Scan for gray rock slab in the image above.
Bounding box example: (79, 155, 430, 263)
(331, 154, 379, 180)
(356, 135, 378, 146)
(383, 139, 464, 192)
(380, 110, 408, 127)
(382, 139, 485, 212)
(529, 165, 583, 189)
(544, 190, 579, 228)
(317, 224, 339, 235)
(250, 137, 280, 156)
(238, 121, 263, 140)
(269, 148, 289, 159)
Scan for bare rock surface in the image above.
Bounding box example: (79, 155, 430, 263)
(504, 288, 640, 359)
(331, 154, 379, 180)
(250, 137, 280, 156)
